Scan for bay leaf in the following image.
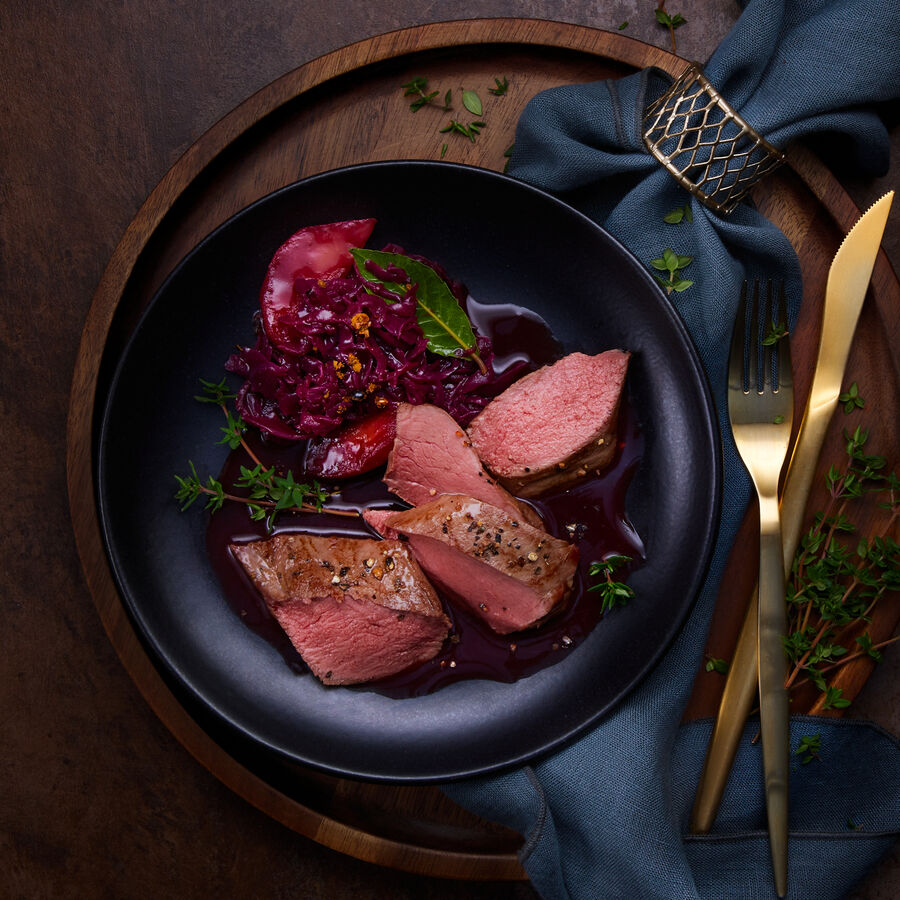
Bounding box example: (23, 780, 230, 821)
(350, 248, 482, 365)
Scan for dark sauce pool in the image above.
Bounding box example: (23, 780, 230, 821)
(206, 298, 645, 698)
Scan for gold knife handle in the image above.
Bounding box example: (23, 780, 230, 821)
(689, 585, 759, 833)
(691, 407, 832, 834)
(758, 522, 790, 897)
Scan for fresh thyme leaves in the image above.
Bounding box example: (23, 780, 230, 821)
(588, 555, 635, 614)
(649, 248, 693, 294)
(794, 733, 822, 764)
(655, 2, 687, 53)
(503, 143, 514, 173)
(175, 380, 356, 531)
(195, 376, 236, 405)
(664, 202, 693, 225)
(705, 656, 730, 675)
(618, 21, 629, 31)
(175, 461, 331, 532)
(440, 119, 486, 142)
(762, 320, 788, 346)
(399, 76, 509, 156)
(488, 76, 509, 96)
(839, 381, 865, 414)
(402, 76, 440, 112)
(821, 685, 852, 710)
(782, 423, 900, 712)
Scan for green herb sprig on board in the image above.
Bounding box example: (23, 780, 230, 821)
(399, 76, 510, 164)
(782, 418, 899, 712)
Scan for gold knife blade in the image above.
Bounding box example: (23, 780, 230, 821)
(690, 190, 894, 835)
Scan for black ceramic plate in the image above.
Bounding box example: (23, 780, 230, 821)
(97, 161, 720, 783)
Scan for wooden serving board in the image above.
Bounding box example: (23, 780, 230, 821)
(67, 19, 899, 881)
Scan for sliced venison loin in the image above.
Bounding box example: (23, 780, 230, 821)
(385, 494, 578, 634)
(230, 533, 450, 685)
(467, 350, 630, 497)
(384, 402, 542, 528)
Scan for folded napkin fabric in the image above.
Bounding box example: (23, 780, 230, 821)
(443, 1, 900, 897)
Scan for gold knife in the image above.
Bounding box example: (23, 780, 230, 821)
(690, 190, 895, 835)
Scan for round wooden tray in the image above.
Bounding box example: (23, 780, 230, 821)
(67, 18, 899, 881)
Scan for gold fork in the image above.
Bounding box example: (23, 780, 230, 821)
(727, 280, 794, 898)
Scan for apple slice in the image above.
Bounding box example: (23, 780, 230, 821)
(260, 218, 376, 347)
(304, 407, 397, 479)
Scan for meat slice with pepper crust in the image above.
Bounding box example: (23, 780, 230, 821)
(385, 494, 578, 634)
(231, 533, 450, 684)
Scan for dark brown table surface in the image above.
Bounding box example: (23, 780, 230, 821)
(3, 2, 897, 897)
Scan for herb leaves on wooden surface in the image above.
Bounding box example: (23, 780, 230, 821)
(781, 419, 899, 712)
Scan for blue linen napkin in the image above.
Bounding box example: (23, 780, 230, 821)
(443, 1, 900, 896)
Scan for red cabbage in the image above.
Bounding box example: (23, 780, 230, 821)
(225, 252, 524, 440)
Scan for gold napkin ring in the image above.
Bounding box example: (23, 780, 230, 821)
(642, 63, 786, 216)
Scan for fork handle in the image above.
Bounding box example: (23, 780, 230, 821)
(758, 522, 790, 898)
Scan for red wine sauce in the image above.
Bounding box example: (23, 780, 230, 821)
(206, 299, 644, 697)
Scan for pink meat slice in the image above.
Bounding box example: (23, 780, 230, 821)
(384, 494, 578, 634)
(230, 533, 449, 685)
(384, 402, 541, 527)
(467, 350, 630, 497)
(362, 508, 399, 540)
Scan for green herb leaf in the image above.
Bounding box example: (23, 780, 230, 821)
(794, 733, 822, 764)
(195, 376, 236, 405)
(439, 118, 485, 141)
(402, 76, 428, 96)
(489, 76, 510, 96)
(705, 657, 729, 675)
(839, 381, 865, 414)
(462, 89, 483, 116)
(587, 555, 634, 613)
(351, 248, 484, 370)
(762, 320, 788, 346)
(618, 21, 629, 30)
(664, 208, 685, 224)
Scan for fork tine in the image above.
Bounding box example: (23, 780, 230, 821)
(747, 279, 760, 393)
(762, 280, 777, 392)
(730, 282, 749, 393)
(776, 283, 792, 393)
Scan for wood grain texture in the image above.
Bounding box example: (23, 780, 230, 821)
(65, 18, 900, 881)
(0, 9, 884, 895)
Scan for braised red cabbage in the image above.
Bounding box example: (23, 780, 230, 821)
(225, 249, 523, 440)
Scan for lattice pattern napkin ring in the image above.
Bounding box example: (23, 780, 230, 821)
(642, 63, 786, 215)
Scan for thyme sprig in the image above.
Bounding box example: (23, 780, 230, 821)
(175, 378, 357, 531)
(650, 248, 694, 294)
(400, 75, 510, 163)
(588, 554, 635, 613)
(655, 2, 687, 54)
(780, 418, 900, 712)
